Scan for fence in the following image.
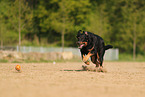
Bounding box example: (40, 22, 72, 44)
(0, 46, 119, 60)
(104, 49, 119, 60)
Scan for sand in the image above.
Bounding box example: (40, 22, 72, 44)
(0, 62, 145, 97)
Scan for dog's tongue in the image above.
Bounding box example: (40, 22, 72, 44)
(78, 44, 84, 49)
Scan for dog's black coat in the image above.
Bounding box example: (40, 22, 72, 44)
(76, 30, 113, 67)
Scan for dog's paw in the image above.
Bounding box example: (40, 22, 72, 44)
(96, 67, 107, 73)
(83, 57, 88, 63)
(82, 65, 88, 71)
(101, 68, 107, 73)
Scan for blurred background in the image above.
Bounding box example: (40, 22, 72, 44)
(0, 0, 145, 61)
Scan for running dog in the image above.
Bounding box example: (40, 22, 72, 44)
(76, 30, 113, 72)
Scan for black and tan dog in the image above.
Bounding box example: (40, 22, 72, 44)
(76, 30, 113, 72)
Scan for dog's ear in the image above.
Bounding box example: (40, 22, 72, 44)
(83, 31, 88, 35)
(78, 30, 83, 34)
(77, 30, 82, 38)
(85, 31, 88, 35)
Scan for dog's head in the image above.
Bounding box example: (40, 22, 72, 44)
(76, 30, 89, 49)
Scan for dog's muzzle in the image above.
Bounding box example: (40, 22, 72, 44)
(76, 41, 87, 49)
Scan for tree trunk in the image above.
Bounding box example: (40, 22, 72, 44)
(99, 8, 103, 36)
(62, 2, 66, 52)
(62, 17, 65, 52)
(1, 40, 3, 48)
(34, 34, 39, 45)
(133, 20, 136, 60)
(18, 0, 21, 52)
(0, 21, 3, 48)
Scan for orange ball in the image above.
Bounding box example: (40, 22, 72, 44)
(15, 65, 21, 71)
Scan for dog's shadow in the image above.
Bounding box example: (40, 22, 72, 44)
(61, 66, 107, 73)
(61, 65, 96, 72)
(61, 69, 86, 72)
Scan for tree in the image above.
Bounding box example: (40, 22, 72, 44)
(106, 0, 145, 59)
(8, 0, 33, 50)
(85, 1, 111, 43)
(0, 0, 144, 56)
(35, 0, 91, 48)
(0, 0, 10, 47)
(122, 0, 145, 60)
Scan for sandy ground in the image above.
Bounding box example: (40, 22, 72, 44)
(0, 62, 145, 97)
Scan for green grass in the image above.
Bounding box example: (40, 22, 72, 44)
(0, 59, 8, 63)
(0, 54, 144, 63)
(118, 53, 145, 62)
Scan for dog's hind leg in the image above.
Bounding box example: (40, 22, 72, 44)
(91, 55, 99, 67)
(95, 52, 107, 72)
(91, 54, 104, 72)
(96, 53, 101, 66)
(98, 48, 105, 67)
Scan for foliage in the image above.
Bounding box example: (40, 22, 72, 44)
(0, 0, 145, 57)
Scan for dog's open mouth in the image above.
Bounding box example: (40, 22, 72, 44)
(78, 44, 85, 49)
(77, 42, 87, 49)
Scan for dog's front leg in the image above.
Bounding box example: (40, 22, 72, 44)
(82, 54, 90, 65)
(83, 52, 93, 64)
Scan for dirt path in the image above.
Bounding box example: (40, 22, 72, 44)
(0, 62, 145, 97)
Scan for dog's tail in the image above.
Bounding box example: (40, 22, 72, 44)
(105, 45, 113, 50)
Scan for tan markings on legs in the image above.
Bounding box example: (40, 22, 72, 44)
(97, 53, 101, 64)
(82, 54, 90, 65)
(96, 53, 101, 72)
(88, 46, 94, 52)
(95, 61, 99, 67)
(83, 52, 93, 63)
(82, 54, 85, 59)
(96, 53, 107, 72)
(85, 60, 90, 65)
